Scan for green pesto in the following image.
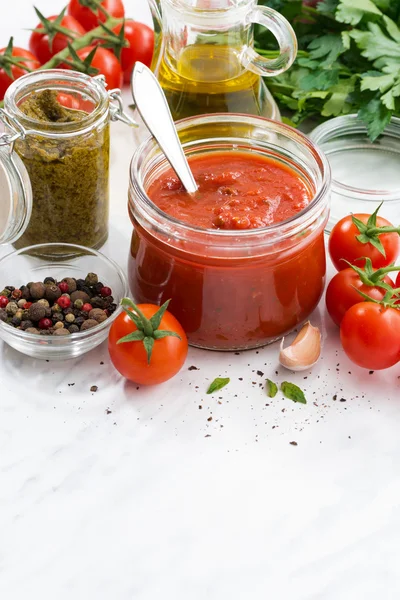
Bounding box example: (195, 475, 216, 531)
(14, 90, 109, 250)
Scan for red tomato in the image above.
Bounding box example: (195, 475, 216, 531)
(29, 14, 85, 65)
(68, 0, 124, 31)
(75, 46, 123, 89)
(0, 45, 40, 100)
(108, 304, 188, 385)
(340, 303, 400, 370)
(326, 268, 394, 326)
(113, 20, 154, 83)
(329, 213, 400, 271)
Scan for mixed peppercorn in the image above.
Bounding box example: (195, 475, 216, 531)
(0, 273, 116, 336)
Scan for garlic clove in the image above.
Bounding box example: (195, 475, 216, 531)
(279, 321, 321, 372)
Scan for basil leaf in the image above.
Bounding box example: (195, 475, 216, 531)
(281, 382, 307, 404)
(266, 379, 278, 398)
(207, 377, 230, 394)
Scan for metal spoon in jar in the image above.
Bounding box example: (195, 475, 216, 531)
(131, 62, 198, 194)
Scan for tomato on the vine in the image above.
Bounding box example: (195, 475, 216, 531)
(112, 20, 154, 83)
(75, 46, 123, 89)
(29, 14, 85, 65)
(0, 40, 40, 100)
(329, 206, 400, 271)
(108, 299, 188, 385)
(68, 0, 125, 31)
(340, 302, 400, 370)
(325, 258, 399, 326)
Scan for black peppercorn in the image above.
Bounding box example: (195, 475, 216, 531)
(0, 309, 7, 322)
(5, 286, 15, 292)
(21, 320, 34, 330)
(52, 312, 64, 323)
(19, 285, 31, 300)
(44, 307, 52, 318)
(68, 324, 80, 334)
(91, 296, 104, 309)
(76, 279, 86, 291)
(74, 316, 85, 328)
(44, 277, 56, 285)
(85, 272, 98, 286)
(11, 316, 21, 326)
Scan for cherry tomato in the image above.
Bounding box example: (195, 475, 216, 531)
(326, 268, 394, 326)
(75, 46, 123, 89)
(340, 303, 400, 370)
(112, 20, 154, 83)
(329, 213, 400, 271)
(108, 304, 188, 385)
(68, 0, 124, 32)
(0, 46, 40, 100)
(29, 14, 85, 65)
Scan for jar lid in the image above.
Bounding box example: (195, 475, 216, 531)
(310, 115, 400, 233)
(0, 146, 32, 245)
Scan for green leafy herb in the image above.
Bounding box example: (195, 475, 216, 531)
(266, 379, 278, 398)
(281, 382, 307, 404)
(256, 0, 400, 140)
(207, 377, 230, 394)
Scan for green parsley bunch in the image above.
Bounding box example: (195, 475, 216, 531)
(256, 0, 400, 139)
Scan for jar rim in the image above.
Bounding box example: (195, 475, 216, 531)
(310, 114, 400, 202)
(4, 69, 109, 137)
(129, 113, 331, 246)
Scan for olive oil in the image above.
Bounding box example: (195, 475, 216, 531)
(158, 45, 275, 120)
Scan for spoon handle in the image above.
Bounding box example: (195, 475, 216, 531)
(131, 62, 198, 194)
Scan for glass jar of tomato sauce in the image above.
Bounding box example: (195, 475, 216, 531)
(128, 114, 330, 351)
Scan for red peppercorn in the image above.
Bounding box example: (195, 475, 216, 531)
(38, 317, 53, 330)
(0, 295, 9, 308)
(58, 282, 69, 294)
(24, 301, 32, 309)
(58, 296, 71, 309)
(100, 286, 112, 297)
(82, 303, 93, 312)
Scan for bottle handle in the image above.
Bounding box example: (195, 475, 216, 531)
(242, 6, 297, 77)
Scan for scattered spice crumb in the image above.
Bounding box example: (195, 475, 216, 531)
(290, 441, 298, 446)
(257, 370, 264, 377)
(369, 371, 374, 375)
(340, 398, 346, 402)
(188, 365, 199, 371)
(68, 383, 75, 387)
(100, 361, 104, 365)
(199, 405, 202, 410)
(90, 385, 98, 393)
(105, 408, 112, 415)
(205, 434, 211, 438)
(207, 416, 213, 422)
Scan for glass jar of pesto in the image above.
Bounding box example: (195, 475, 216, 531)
(0, 69, 135, 253)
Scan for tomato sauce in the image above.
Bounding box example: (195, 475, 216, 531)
(147, 152, 312, 230)
(129, 150, 327, 350)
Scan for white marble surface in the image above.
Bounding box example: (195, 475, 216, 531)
(1, 2, 400, 599)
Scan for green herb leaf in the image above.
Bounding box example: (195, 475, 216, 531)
(207, 377, 230, 395)
(266, 379, 278, 398)
(336, 0, 382, 27)
(281, 382, 307, 404)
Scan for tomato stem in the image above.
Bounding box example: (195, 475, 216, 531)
(117, 298, 181, 364)
(39, 16, 123, 71)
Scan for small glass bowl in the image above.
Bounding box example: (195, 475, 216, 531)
(310, 114, 400, 232)
(0, 243, 128, 360)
